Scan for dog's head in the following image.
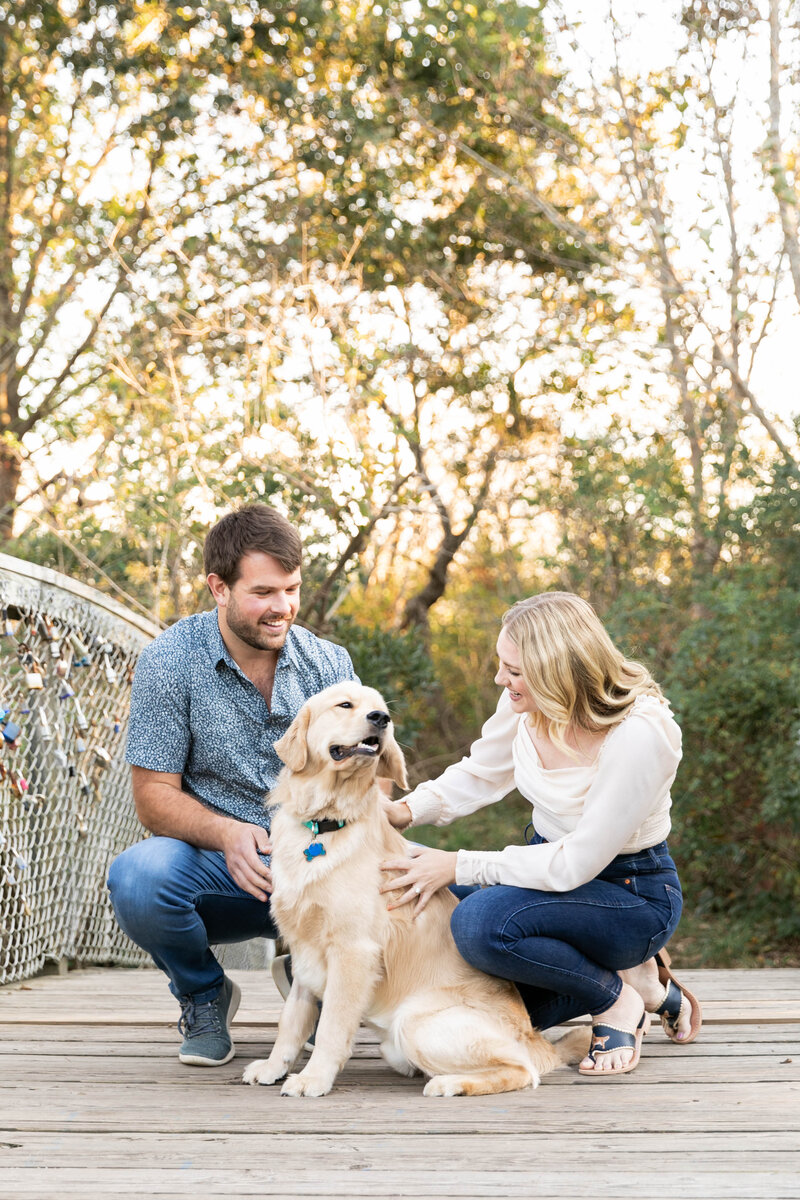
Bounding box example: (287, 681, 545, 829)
(274, 682, 408, 792)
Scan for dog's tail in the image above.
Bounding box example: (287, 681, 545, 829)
(519, 1022, 591, 1080)
(547, 1024, 592, 1065)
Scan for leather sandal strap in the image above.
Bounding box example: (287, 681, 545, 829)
(586, 1022, 637, 1063)
(654, 978, 683, 1027)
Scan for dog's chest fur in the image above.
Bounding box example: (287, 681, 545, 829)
(269, 806, 388, 993)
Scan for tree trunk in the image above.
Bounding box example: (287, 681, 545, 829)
(0, 438, 21, 541)
(400, 528, 471, 633)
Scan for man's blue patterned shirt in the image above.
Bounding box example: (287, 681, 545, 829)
(126, 610, 357, 829)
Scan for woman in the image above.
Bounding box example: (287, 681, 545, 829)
(381, 592, 701, 1077)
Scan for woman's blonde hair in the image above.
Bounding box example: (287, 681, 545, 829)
(500, 592, 663, 755)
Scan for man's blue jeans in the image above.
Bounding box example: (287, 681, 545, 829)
(449, 840, 682, 1030)
(107, 837, 278, 1004)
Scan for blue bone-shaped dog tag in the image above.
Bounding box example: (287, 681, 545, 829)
(303, 842, 326, 862)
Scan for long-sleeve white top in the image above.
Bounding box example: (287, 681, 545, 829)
(405, 691, 682, 893)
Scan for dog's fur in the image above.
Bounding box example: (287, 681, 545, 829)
(242, 681, 590, 1097)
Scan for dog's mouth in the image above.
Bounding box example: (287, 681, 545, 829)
(329, 736, 381, 762)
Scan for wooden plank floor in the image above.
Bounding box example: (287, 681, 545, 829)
(1, 966, 798, 1199)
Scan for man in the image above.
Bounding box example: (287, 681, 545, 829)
(107, 504, 357, 1066)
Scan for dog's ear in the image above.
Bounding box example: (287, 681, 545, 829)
(378, 729, 408, 791)
(274, 704, 312, 772)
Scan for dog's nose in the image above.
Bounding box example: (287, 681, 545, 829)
(367, 710, 390, 730)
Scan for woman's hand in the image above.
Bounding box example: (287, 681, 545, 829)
(381, 797, 413, 829)
(380, 846, 458, 916)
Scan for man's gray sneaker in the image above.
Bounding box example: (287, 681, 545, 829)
(271, 954, 318, 1050)
(178, 975, 241, 1066)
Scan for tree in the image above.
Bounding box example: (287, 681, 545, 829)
(551, 0, 799, 610)
(14, 0, 618, 631)
(0, 0, 310, 540)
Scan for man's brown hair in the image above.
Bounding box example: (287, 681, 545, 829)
(203, 504, 302, 585)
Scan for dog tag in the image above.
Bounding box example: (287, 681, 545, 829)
(303, 842, 326, 862)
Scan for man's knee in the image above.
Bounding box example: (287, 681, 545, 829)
(107, 837, 185, 928)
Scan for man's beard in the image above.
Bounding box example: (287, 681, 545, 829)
(225, 597, 293, 652)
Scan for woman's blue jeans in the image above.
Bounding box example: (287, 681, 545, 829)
(107, 837, 278, 1004)
(449, 837, 682, 1031)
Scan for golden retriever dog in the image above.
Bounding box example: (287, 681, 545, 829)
(242, 681, 590, 1098)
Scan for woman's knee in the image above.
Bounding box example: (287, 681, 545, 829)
(450, 890, 509, 965)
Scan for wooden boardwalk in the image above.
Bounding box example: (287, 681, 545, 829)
(1, 966, 798, 1199)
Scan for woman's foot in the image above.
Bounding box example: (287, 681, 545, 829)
(620, 955, 698, 1042)
(578, 982, 649, 1075)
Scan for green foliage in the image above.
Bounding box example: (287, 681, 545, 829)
(576, 457, 800, 960)
(216, 0, 602, 287)
(664, 491, 800, 947)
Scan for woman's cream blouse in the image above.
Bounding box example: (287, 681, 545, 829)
(405, 691, 682, 893)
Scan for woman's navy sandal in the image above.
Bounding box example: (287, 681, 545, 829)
(578, 1010, 649, 1077)
(654, 949, 702, 1044)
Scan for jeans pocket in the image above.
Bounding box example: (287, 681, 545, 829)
(644, 883, 683, 961)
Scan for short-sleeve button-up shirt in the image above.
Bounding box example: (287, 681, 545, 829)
(126, 610, 357, 829)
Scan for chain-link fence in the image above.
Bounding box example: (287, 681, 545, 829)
(0, 553, 159, 984)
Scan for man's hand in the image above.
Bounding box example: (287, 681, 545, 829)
(220, 821, 273, 901)
(131, 767, 274, 900)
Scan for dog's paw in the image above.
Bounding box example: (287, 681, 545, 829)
(423, 1074, 464, 1097)
(281, 1070, 334, 1097)
(242, 1058, 287, 1086)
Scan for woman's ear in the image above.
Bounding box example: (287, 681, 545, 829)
(274, 705, 312, 772)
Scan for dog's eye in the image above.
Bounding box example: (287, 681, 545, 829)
(337, 701, 354, 709)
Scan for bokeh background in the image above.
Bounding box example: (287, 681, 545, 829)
(2, 0, 798, 964)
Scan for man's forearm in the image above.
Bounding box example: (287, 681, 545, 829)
(132, 772, 236, 851)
